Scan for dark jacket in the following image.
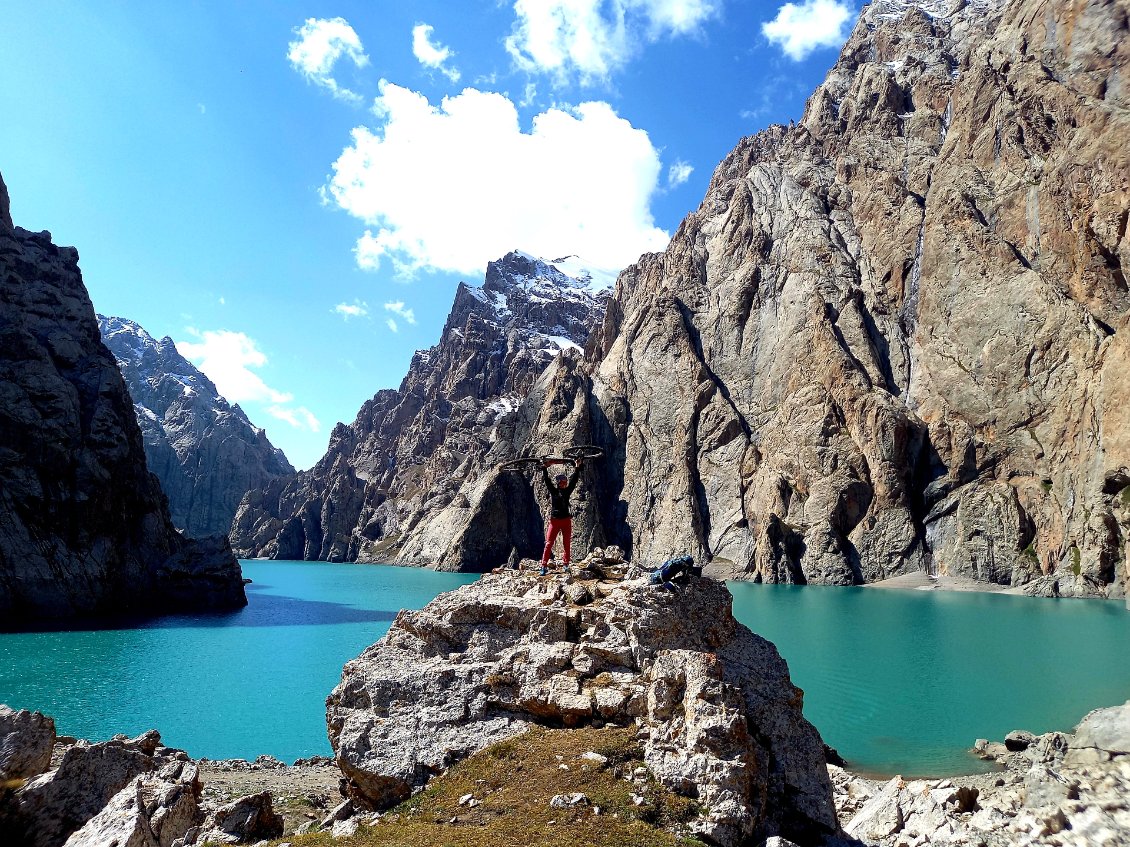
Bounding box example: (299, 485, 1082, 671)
(542, 464, 581, 519)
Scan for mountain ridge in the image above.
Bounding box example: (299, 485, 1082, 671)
(229, 251, 610, 567)
(98, 314, 294, 538)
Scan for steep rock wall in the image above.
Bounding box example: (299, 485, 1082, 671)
(470, 0, 1130, 592)
(0, 172, 246, 624)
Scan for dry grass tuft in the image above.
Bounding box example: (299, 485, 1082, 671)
(259, 726, 705, 847)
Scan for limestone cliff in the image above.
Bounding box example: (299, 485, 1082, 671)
(0, 171, 246, 624)
(98, 315, 294, 538)
(460, 0, 1130, 593)
(229, 252, 609, 569)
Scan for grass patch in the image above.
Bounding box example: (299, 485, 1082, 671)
(259, 727, 705, 847)
(1071, 546, 1082, 576)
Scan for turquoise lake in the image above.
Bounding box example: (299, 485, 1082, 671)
(0, 561, 1127, 776)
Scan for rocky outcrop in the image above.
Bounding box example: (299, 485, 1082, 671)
(230, 251, 609, 569)
(439, 0, 1130, 591)
(0, 726, 202, 847)
(98, 315, 294, 538)
(326, 569, 837, 846)
(834, 699, 1130, 846)
(0, 171, 246, 624)
(0, 714, 292, 847)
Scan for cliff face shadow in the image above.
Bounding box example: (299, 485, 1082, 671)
(7, 584, 399, 632)
(156, 584, 401, 629)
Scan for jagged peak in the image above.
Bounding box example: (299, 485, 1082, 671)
(486, 250, 617, 295)
(862, 0, 1004, 25)
(98, 314, 161, 355)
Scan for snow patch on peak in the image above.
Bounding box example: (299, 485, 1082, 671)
(548, 255, 619, 293)
(98, 314, 160, 357)
(500, 250, 618, 294)
(865, 0, 1004, 24)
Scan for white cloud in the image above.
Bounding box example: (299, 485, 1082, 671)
(386, 318, 399, 333)
(412, 23, 460, 82)
(266, 405, 321, 431)
(334, 300, 369, 319)
(762, 0, 854, 61)
(327, 83, 670, 277)
(176, 329, 320, 432)
(506, 0, 719, 82)
(667, 159, 693, 187)
(384, 301, 417, 324)
(288, 17, 370, 102)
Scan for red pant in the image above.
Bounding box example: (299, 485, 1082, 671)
(541, 517, 572, 567)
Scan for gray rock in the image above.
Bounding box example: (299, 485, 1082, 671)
(1004, 730, 1037, 752)
(187, 791, 282, 844)
(327, 571, 836, 846)
(61, 763, 202, 847)
(98, 316, 294, 539)
(549, 792, 589, 808)
(0, 706, 55, 784)
(834, 699, 1130, 846)
(319, 798, 353, 829)
(1066, 699, 1130, 765)
(0, 174, 246, 623)
(0, 730, 196, 847)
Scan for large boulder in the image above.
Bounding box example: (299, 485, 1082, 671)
(327, 570, 836, 846)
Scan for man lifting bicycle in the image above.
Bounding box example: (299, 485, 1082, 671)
(539, 456, 582, 576)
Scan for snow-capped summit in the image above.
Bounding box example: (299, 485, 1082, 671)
(229, 250, 609, 565)
(98, 315, 294, 538)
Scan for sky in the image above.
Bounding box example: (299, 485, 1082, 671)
(1, 0, 860, 470)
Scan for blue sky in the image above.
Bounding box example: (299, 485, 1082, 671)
(2, 0, 858, 469)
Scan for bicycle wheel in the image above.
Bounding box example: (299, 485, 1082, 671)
(563, 444, 604, 460)
(499, 457, 543, 473)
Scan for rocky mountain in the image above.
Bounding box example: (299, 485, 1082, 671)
(97, 315, 294, 538)
(0, 171, 246, 624)
(229, 251, 610, 568)
(405, 0, 1129, 595)
(238, 0, 1129, 596)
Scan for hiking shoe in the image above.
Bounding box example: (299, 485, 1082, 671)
(540, 565, 548, 576)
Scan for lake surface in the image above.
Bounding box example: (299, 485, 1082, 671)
(1, 563, 1127, 776)
(0, 562, 476, 761)
(729, 582, 1130, 775)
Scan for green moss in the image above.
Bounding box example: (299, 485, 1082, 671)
(1040, 479, 1052, 493)
(1021, 542, 1039, 562)
(1071, 546, 1082, 576)
(1120, 486, 1130, 507)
